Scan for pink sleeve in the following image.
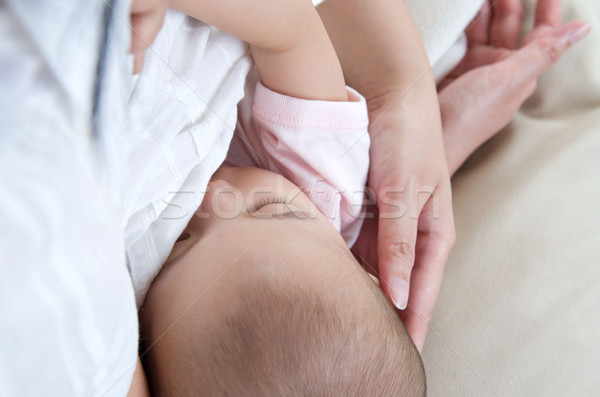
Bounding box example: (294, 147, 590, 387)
(229, 79, 370, 246)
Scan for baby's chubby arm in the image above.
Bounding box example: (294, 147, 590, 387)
(171, 0, 348, 101)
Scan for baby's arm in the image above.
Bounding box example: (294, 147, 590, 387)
(171, 0, 369, 243)
(171, 0, 347, 101)
(227, 69, 370, 247)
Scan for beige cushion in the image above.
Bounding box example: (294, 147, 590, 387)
(423, 0, 600, 395)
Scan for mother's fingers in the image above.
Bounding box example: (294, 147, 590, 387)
(535, 0, 562, 28)
(509, 20, 590, 86)
(490, 0, 524, 49)
(399, 234, 450, 352)
(399, 183, 455, 352)
(466, 0, 492, 47)
(377, 208, 419, 311)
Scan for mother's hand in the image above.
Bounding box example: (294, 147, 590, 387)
(352, 96, 455, 352)
(353, 0, 589, 351)
(317, 1, 456, 351)
(440, 0, 590, 174)
(318, 0, 458, 351)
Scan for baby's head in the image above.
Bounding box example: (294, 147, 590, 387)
(140, 167, 425, 396)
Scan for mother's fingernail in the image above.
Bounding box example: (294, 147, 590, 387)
(391, 278, 409, 310)
(569, 23, 591, 45)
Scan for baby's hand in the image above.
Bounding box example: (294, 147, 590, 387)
(130, 0, 168, 73)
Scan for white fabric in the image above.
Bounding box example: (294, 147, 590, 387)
(404, 0, 485, 81)
(123, 0, 487, 303)
(123, 11, 252, 306)
(125, 11, 372, 303)
(1, 1, 481, 396)
(0, 1, 138, 396)
(10, 0, 594, 394)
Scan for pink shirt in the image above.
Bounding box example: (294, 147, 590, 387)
(226, 71, 371, 246)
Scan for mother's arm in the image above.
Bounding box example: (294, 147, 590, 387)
(319, 0, 589, 350)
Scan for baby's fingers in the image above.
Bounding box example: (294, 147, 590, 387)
(130, 10, 165, 53)
(133, 52, 145, 75)
(130, 0, 168, 73)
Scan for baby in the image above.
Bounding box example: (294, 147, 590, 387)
(167, 0, 373, 246)
(137, 0, 435, 394)
(140, 166, 426, 396)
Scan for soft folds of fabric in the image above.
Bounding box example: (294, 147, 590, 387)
(404, 0, 485, 81)
(123, 0, 487, 311)
(0, 1, 138, 396)
(123, 11, 252, 306)
(123, 9, 369, 306)
(226, 72, 370, 246)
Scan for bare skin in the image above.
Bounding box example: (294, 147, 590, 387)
(317, 0, 453, 315)
(169, 0, 348, 101)
(126, 359, 149, 397)
(130, 0, 168, 73)
(125, 0, 591, 393)
(348, 0, 590, 350)
(440, 0, 591, 175)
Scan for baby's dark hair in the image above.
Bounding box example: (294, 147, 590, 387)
(142, 262, 426, 396)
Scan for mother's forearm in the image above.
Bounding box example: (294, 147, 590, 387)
(316, 0, 438, 112)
